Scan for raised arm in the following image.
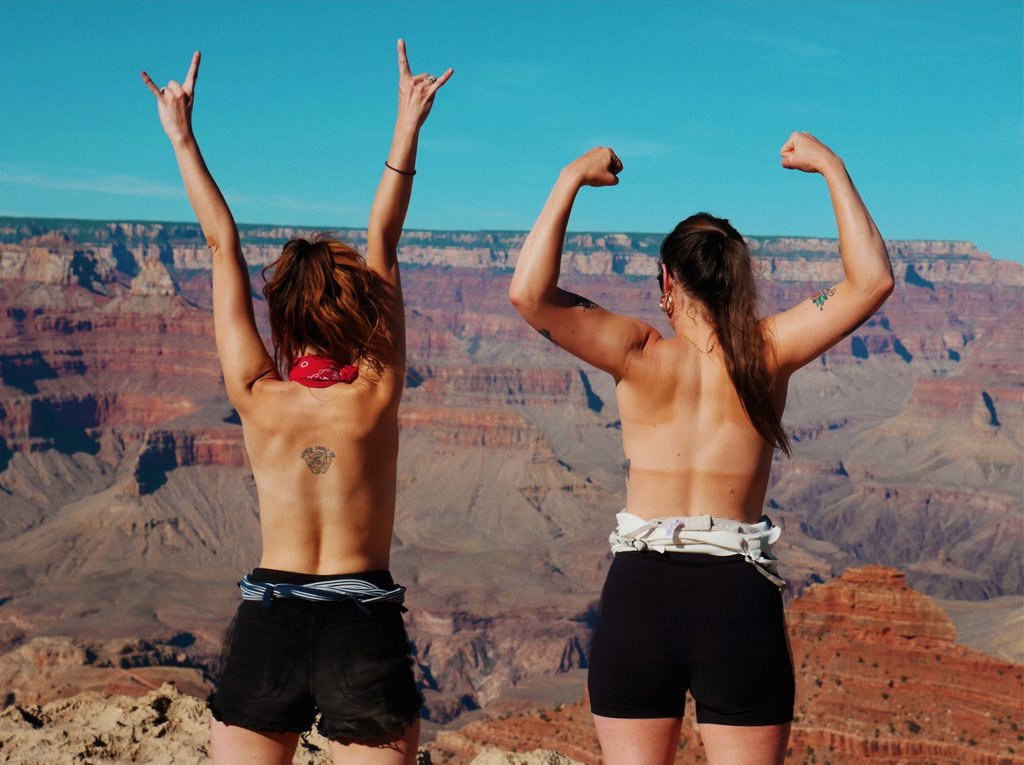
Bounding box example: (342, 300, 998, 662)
(509, 148, 655, 380)
(141, 52, 275, 405)
(365, 40, 452, 313)
(767, 132, 895, 374)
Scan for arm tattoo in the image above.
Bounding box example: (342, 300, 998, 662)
(301, 445, 336, 474)
(810, 286, 837, 310)
(569, 293, 599, 311)
(537, 328, 553, 342)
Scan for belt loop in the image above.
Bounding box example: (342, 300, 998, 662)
(261, 585, 274, 609)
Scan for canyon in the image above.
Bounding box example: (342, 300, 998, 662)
(2, 568, 1020, 764)
(427, 567, 1023, 764)
(0, 217, 1020, 752)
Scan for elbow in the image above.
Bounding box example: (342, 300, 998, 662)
(876, 241, 895, 301)
(880, 273, 895, 301)
(859, 271, 894, 317)
(508, 281, 534, 315)
(850, 264, 895, 309)
(206, 229, 239, 256)
(875, 267, 895, 304)
(508, 285, 545, 323)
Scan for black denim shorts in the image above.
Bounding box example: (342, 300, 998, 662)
(208, 568, 422, 741)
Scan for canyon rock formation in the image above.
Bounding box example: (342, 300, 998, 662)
(0, 218, 1020, 740)
(426, 567, 1023, 764)
(1, 569, 1018, 764)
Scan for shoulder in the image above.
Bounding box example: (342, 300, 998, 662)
(619, 329, 673, 380)
(245, 364, 405, 409)
(239, 375, 290, 411)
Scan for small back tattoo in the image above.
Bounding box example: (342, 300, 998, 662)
(624, 458, 631, 479)
(301, 445, 336, 474)
(810, 287, 836, 310)
(537, 328, 553, 342)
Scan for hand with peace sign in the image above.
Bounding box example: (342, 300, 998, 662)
(395, 38, 453, 130)
(141, 51, 201, 144)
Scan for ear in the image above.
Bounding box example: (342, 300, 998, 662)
(660, 262, 674, 293)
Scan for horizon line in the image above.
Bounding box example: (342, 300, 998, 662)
(0, 213, 999, 254)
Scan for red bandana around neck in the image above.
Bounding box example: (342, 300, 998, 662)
(289, 355, 359, 387)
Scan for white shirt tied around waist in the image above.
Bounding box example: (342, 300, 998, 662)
(609, 511, 786, 589)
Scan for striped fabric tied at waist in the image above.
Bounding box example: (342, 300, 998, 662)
(239, 574, 407, 613)
(609, 511, 787, 590)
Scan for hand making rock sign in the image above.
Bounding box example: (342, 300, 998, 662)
(143, 42, 451, 765)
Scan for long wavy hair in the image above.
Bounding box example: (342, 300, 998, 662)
(659, 213, 791, 456)
(261, 233, 397, 377)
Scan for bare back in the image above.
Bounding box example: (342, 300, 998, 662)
(240, 370, 403, 575)
(618, 333, 785, 524)
(510, 139, 892, 763)
(511, 139, 893, 534)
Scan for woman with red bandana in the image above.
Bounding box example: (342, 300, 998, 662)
(142, 40, 451, 765)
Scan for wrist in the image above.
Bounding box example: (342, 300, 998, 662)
(168, 131, 197, 150)
(393, 116, 423, 137)
(819, 154, 846, 181)
(557, 165, 585, 189)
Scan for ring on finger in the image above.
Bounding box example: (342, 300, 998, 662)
(426, 75, 437, 84)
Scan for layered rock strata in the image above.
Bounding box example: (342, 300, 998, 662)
(426, 567, 1024, 765)
(3, 569, 1017, 764)
(0, 218, 1020, 729)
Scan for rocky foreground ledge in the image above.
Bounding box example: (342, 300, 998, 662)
(1, 568, 1020, 765)
(0, 682, 581, 765)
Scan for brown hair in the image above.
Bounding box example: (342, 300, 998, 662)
(261, 233, 397, 377)
(659, 213, 791, 456)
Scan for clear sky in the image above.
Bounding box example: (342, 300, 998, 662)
(2, 1, 1021, 262)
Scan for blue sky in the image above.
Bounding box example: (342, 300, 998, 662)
(1, 1, 1021, 262)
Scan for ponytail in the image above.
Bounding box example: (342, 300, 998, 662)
(660, 214, 791, 456)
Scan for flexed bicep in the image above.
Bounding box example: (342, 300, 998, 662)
(523, 289, 656, 379)
(510, 147, 641, 377)
(767, 279, 886, 373)
(771, 133, 894, 373)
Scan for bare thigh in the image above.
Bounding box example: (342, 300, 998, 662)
(592, 714, 681, 765)
(210, 719, 299, 765)
(329, 718, 420, 765)
(699, 722, 791, 765)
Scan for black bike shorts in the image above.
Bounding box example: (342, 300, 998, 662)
(588, 551, 794, 726)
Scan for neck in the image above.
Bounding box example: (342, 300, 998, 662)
(669, 296, 716, 353)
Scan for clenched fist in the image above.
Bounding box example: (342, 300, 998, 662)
(780, 131, 841, 175)
(564, 147, 624, 188)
